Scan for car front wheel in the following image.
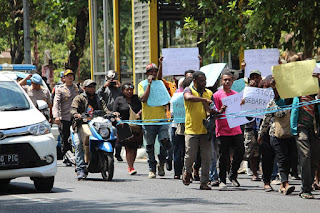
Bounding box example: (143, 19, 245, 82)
(33, 176, 54, 192)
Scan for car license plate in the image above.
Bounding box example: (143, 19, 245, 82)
(0, 154, 19, 167)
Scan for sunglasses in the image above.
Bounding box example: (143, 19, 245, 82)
(123, 85, 134, 89)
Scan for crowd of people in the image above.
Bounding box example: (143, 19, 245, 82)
(17, 54, 320, 200)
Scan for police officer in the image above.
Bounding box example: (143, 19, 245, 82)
(52, 69, 81, 166)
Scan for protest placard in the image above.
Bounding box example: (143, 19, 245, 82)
(314, 63, 320, 74)
(141, 80, 171, 107)
(170, 92, 185, 123)
(200, 63, 226, 87)
(272, 60, 319, 99)
(244, 49, 279, 77)
(231, 78, 246, 93)
(241, 87, 274, 118)
(222, 92, 249, 128)
(162, 48, 199, 76)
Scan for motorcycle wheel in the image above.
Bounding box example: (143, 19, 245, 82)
(101, 153, 114, 181)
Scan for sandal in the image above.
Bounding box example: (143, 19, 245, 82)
(284, 186, 295, 195)
(313, 183, 320, 190)
(299, 192, 314, 199)
(264, 186, 274, 192)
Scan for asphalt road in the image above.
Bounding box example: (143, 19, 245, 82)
(1, 157, 320, 213)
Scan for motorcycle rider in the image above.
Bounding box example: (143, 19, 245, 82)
(71, 79, 104, 179)
(71, 79, 118, 180)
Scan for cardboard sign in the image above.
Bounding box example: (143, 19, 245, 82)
(244, 49, 279, 77)
(170, 92, 185, 123)
(162, 48, 199, 76)
(141, 80, 171, 107)
(231, 78, 246, 93)
(272, 60, 319, 98)
(200, 63, 226, 87)
(241, 87, 274, 118)
(222, 92, 249, 128)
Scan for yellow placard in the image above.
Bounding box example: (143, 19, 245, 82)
(272, 60, 319, 98)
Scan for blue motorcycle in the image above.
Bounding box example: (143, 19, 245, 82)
(70, 111, 117, 181)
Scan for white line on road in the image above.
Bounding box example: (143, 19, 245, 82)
(11, 195, 57, 203)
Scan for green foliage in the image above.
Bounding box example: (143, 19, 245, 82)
(182, 0, 320, 58)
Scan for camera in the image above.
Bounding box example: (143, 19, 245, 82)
(110, 81, 116, 86)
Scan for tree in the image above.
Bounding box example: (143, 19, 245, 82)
(0, 0, 24, 64)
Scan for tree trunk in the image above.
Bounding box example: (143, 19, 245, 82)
(67, 8, 89, 72)
(10, 0, 24, 64)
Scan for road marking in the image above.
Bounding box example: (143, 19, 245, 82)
(11, 195, 57, 203)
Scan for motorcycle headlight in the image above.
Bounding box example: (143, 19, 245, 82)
(28, 120, 51, 136)
(99, 127, 110, 139)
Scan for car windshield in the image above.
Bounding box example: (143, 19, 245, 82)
(0, 81, 30, 111)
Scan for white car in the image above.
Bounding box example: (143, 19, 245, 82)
(0, 75, 57, 191)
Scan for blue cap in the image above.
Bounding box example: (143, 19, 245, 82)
(60, 71, 65, 78)
(16, 73, 27, 79)
(31, 74, 42, 85)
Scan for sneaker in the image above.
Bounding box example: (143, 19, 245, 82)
(158, 164, 165, 176)
(229, 178, 240, 187)
(219, 182, 227, 190)
(246, 168, 253, 176)
(128, 167, 137, 175)
(290, 174, 301, 180)
(200, 183, 212, 190)
(211, 180, 220, 187)
(77, 171, 86, 180)
(148, 171, 156, 179)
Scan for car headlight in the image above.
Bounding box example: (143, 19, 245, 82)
(28, 120, 51, 135)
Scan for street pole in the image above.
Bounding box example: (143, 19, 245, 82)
(23, 0, 32, 64)
(103, 0, 109, 76)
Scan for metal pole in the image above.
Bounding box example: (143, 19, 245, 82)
(23, 0, 31, 64)
(103, 0, 109, 76)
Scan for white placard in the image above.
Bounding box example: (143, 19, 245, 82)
(200, 63, 226, 87)
(244, 48, 279, 77)
(222, 92, 249, 128)
(162, 48, 199, 76)
(241, 87, 274, 118)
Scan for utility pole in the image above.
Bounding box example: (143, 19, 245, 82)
(23, 0, 32, 64)
(103, 0, 109, 75)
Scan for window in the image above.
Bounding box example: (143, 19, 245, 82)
(0, 82, 30, 111)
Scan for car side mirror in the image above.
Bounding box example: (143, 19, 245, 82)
(36, 100, 48, 110)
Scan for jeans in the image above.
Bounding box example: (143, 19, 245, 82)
(270, 136, 294, 183)
(73, 128, 86, 173)
(58, 120, 72, 156)
(184, 134, 212, 184)
(218, 134, 244, 183)
(295, 127, 320, 193)
(209, 136, 219, 182)
(143, 125, 171, 172)
(171, 127, 185, 176)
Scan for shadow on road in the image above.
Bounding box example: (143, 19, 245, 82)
(0, 182, 70, 196)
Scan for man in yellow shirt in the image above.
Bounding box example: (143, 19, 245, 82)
(183, 71, 215, 190)
(138, 63, 172, 179)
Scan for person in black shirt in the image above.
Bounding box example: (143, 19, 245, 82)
(113, 82, 142, 175)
